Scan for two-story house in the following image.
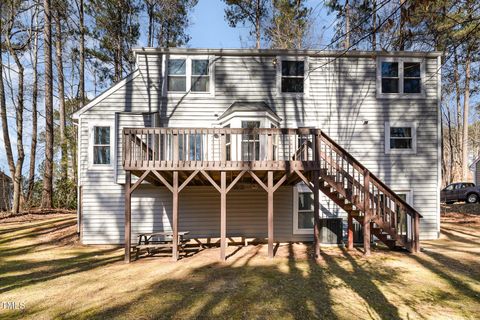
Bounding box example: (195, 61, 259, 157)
(72, 48, 441, 262)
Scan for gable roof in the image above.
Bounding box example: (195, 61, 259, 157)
(133, 47, 442, 59)
(469, 156, 480, 171)
(72, 70, 140, 119)
(217, 101, 282, 122)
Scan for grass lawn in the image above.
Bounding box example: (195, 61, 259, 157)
(0, 207, 479, 320)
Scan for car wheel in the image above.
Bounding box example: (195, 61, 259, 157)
(467, 193, 478, 204)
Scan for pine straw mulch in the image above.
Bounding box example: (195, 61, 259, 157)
(441, 203, 480, 225)
(0, 209, 76, 222)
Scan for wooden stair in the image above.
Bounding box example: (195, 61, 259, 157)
(312, 132, 422, 253)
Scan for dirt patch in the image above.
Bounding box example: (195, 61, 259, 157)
(441, 203, 480, 225)
(0, 210, 76, 222)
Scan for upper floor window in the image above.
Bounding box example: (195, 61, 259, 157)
(93, 126, 111, 165)
(281, 60, 304, 93)
(167, 59, 187, 92)
(191, 59, 210, 92)
(385, 122, 417, 154)
(378, 58, 424, 97)
(166, 57, 212, 94)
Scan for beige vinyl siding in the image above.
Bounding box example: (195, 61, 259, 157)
(83, 185, 307, 244)
(79, 51, 441, 243)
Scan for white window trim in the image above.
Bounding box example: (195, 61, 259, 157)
(394, 189, 413, 206)
(217, 115, 280, 161)
(88, 120, 115, 170)
(293, 184, 315, 235)
(376, 57, 426, 99)
(277, 56, 309, 97)
(162, 55, 215, 97)
(385, 121, 417, 154)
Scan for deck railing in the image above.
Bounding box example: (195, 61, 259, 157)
(123, 127, 421, 252)
(123, 127, 319, 171)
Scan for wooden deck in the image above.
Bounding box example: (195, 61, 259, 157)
(122, 127, 422, 263)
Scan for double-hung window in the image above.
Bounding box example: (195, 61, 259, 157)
(381, 62, 399, 93)
(378, 58, 423, 96)
(191, 59, 210, 92)
(293, 184, 315, 234)
(166, 57, 211, 94)
(280, 60, 305, 93)
(92, 126, 111, 166)
(385, 122, 417, 154)
(167, 59, 187, 92)
(403, 62, 421, 93)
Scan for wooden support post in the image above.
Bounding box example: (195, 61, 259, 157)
(172, 171, 179, 261)
(124, 171, 132, 263)
(347, 214, 354, 251)
(268, 171, 274, 258)
(414, 214, 420, 253)
(313, 170, 320, 258)
(220, 171, 227, 261)
(363, 171, 371, 256)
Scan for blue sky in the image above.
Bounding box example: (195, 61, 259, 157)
(186, 0, 336, 49)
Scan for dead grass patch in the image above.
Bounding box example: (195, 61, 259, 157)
(0, 211, 478, 319)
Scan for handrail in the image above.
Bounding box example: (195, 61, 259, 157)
(319, 129, 422, 219)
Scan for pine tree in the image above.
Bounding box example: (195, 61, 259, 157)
(88, 0, 141, 83)
(267, 0, 312, 49)
(224, 0, 269, 49)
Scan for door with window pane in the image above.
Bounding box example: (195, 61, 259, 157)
(241, 121, 260, 161)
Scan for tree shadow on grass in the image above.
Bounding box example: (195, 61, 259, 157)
(320, 248, 402, 320)
(81, 244, 406, 320)
(0, 216, 122, 294)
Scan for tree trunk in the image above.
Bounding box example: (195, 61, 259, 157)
(398, 0, 406, 50)
(42, 0, 54, 209)
(255, 0, 261, 49)
(0, 9, 17, 213)
(5, 7, 26, 215)
(372, 0, 376, 50)
(55, 7, 68, 182)
(27, 11, 39, 203)
(345, 0, 350, 49)
(453, 49, 462, 181)
(147, 1, 154, 47)
(462, 53, 471, 180)
(79, 0, 85, 108)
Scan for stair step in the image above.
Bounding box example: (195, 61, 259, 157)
(349, 209, 361, 216)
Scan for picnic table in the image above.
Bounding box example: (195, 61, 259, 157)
(133, 231, 190, 259)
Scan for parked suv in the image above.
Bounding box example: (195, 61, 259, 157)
(441, 182, 479, 204)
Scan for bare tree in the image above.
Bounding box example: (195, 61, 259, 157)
(55, 2, 68, 182)
(42, 0, 54, 209)
(27, 6, 40, 203)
